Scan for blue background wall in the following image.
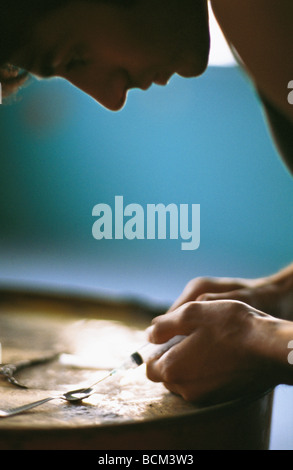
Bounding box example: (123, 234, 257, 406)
(0, 65, 293, 448)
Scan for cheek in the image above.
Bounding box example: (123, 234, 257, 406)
(104, 40, 156, 71)
(98, 21, 167, 71)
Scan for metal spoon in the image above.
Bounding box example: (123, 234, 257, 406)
(0, 335, 187, 418)
(0, 352, 62, 389)
(0, 372, 114, 418)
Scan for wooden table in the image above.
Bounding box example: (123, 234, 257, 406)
(0, 287, 274, 450)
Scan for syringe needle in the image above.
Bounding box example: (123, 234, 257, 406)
(90, 335, 187, 390)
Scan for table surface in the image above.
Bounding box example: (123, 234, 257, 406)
(0, 291, 208, 432)
(0, 282, 292, 449)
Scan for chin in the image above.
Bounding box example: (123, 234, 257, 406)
(177, 41, 210, 79)
(94, 94, 128, 112)
(178, 56, 209, 79)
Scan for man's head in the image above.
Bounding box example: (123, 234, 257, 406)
(1, 0, 210, 110)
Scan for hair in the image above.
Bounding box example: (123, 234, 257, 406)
(0, 0, 135, 99)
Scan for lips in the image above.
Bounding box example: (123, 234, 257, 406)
(139, 72, 172, 88)
(119, 70, 173, 108)
(128, 70, 172, 91)
(139, 81, 152, 91)
(153, 72, 172, 86)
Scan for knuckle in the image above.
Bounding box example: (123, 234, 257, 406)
(181, 389, 198, 403)
(184, 277, 221, 299)
(223, 299, 248, 322)
(179, 301, 197, 323)
(150, 315, 167, 336)
(159, 353, 181, 384)
(185, 277, 213, 292)
(173, 384, 202, 403)
(146, 364, 160, 383)
(151, 314, 164, 326)
(229, 298, 246, 311)
(161, 363, 179, 384)
(197, 292, 212, 302)
(146, 359, 179, 385)
(149, 323, 164, 343)
(184, 278, 198, 292)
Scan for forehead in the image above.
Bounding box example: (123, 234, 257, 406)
(31, 2, 125, 42)
(12, 3, 106, 76)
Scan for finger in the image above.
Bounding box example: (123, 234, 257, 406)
(162, 381, 204, 404)
(146, 353, 202, 403)
(167, 278, 249, 313)
(146, 359, 165, 383)
(197, 289, 250, 303)
(146, 361, 183, 399)
(147, 302, 203, 343)
(145, 344, 186, 385)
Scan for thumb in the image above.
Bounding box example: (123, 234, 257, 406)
(147, 302, 202, 344)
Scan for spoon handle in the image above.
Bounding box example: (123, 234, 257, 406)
(0, 397, 55, 418)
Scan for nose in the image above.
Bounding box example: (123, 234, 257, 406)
(68, 68, 129, 111)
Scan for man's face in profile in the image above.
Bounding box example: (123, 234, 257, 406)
(11, 0, 210, 110)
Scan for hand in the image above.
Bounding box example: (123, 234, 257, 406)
(146, 299, 283, 405)
(167, 275, 285, 319)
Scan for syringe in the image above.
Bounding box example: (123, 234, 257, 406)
(121, 334, 187, 368)
(80, 335, 187, 391)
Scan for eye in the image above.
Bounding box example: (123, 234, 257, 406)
(65, 52, 87, 73)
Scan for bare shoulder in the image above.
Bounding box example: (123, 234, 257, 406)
(210, 0, 293, 121)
